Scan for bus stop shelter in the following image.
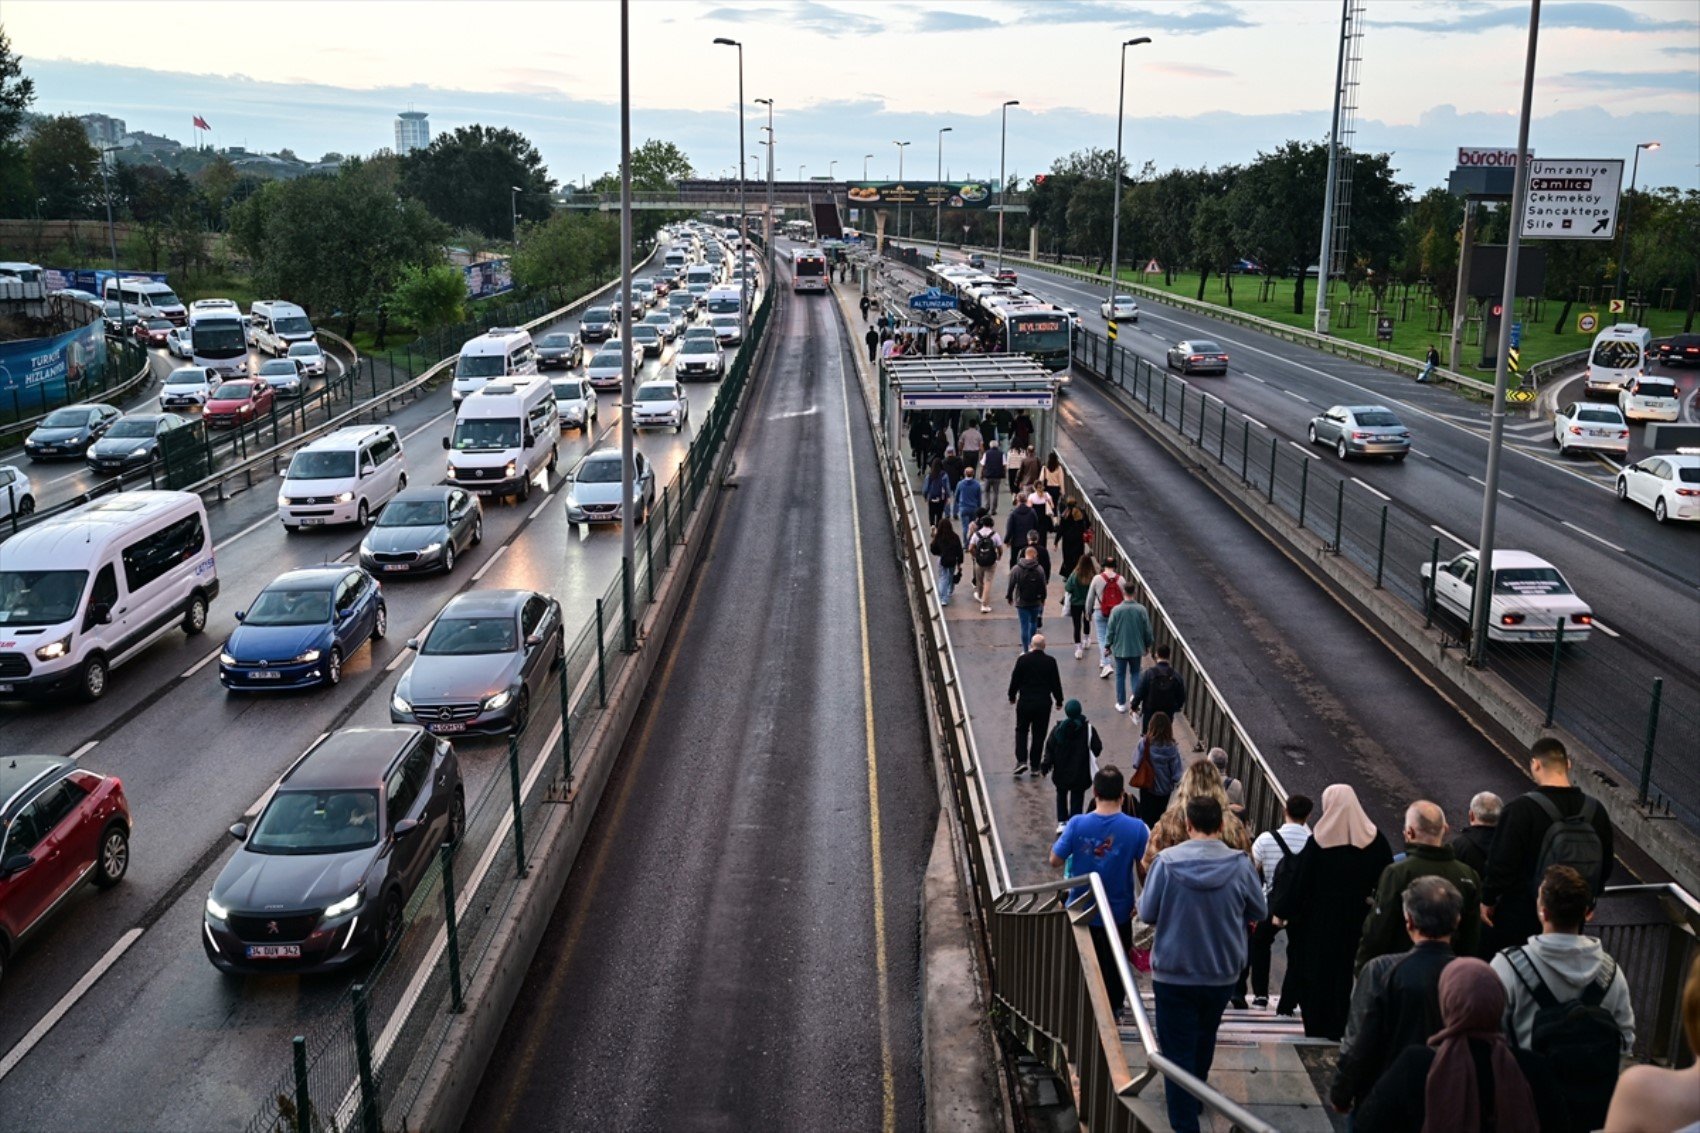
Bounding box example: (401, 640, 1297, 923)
(881, 355, 1065, 467)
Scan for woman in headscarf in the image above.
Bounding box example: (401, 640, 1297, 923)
(1040, 699, 1102, 833)
(1272, 783, 1393, 1039)
(1356, 957, 1563, 1133)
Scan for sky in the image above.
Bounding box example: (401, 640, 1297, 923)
(6, 0, 1698, 193)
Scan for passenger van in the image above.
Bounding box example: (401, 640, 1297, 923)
(277, 425, 407, 530)
(0, 491, 217, 701)
(685, 264, 718, 289)
(103, 276, 187, 326)
(664, 249, 689, 273)
(1585, 324, 1652, 396)
(453, 327, 537, 406)
(705, 286, 743, 318)
(443, 376, 560, 502)
(249, 300, 316, 357)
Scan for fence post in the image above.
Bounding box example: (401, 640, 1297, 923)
(1638, 677, 1663, 805)
(440, 842, 465, 1012)
(1332, 479, 1344, 552)
(352, 984, 381, 1133)
(1298, 455, 1310, 529)
(1160, 372, 1169, 423)
(1544, 621, 1566, 727)
(507, 733, 528, 878)
(1197, 394, 1208, 445)
(595, 598, 607, 708)
(1217, 402, 1227, 461)
(644, 513, 654, 603)
(1374, 505, 1388, 588)
(1267, 437, 1278, 503)
(1424, 537, 1440, 627)
(1241, 419, 1250, 481)
(621, 556, 636, 653)
(291, 1035, 311, 1133)
(559, 662, 573, 787)
(662, 488, 673, 563)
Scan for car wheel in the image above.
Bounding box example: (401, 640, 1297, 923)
(1655, 498, 1668, 523)
(447, 790, 466, 846)
(356, 499, 370, 526)
(511, 689, 531, 735)
(517, 474, 532, 503)
(1336, 438, 1349, 461)
(325, 647, 343, 687)
(1616, 477, 1628, 501)
(398, 472, 408, 491)
(182, 593, 209, 635)
(282, 523, 298, 534)
(1307, 424, 1319, 445)
(93, 823, 130, 889)
(375, 892, 404, 957)
(471, 517, 484, 546)
(442, 545, 456, 574)
(547, 446, 559, 473)
(78, 654, 109, 703)
(553, 634, 565, 671)
(372, 603, 388, 641)
(1392, 452, 1408, 462)
(17, 494, 34, 517)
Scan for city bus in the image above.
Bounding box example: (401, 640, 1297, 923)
(188, 298, 250, 377)
(978, 296, 1074, 373)
(792, 248, 829, 293)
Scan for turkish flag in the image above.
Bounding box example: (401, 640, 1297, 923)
(193, 115, 211, 130)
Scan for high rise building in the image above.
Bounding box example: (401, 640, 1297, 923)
(79, 114, 127, 149)
(395, 111, 430, 156)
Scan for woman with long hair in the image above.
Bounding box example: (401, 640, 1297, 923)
(929, 515, 963, 607)
(1063, 552, 1098, 661)
(1142, 758, 1252, 871)
(1041, 450, 1065, 512)
(1055, 498, 1089, 580)
(922, 458, 951, 527)
(1128, 711, 1185, 827)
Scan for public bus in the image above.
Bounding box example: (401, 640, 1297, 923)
(188, 298, 250, 377)
(981, 297, 1074, 373)
(792, 248, 829, 294)
(783, 220, 813, 241)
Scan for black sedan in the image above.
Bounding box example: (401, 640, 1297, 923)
(1656, 333, 1700, 368)
(85, 412, 196, 473)
(24, 403, 121, 460)
(359, 487, 484, 575)
(536, 332, 584, 370)
(1166, 339, 1230, 375)
(390, 589, 563, 736)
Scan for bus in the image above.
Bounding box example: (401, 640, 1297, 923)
(792, 248, 829, 293)
(1584, 323, 1652, 396)
(783, 220, 813, 241)
(188, 299, 249, 377)
(982, 298, 1074, 373)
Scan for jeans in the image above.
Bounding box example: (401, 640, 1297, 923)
(936, 561, 956, 605)
(1091, 920, 1136, 1017)
(1114, 655, 1141, 706)
(1014, 700, 1050, 768)
(1017, 605, 1042, 650)
(1055, 785, 1087, 824)
(957, 513, 977, 544)
(1152, 981, 1236, 1133)
(1092, 611, 1111, 668)
(983, 477, 1002, 514)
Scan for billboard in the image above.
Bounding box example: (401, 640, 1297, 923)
(463, 258, 514, 300)
(845, 181, 995, 209)
(0, 319, 108, 405)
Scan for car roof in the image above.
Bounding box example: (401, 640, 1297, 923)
(264, 565, 353, 591)
(1, 755, 72, 819)
(440, 588, 529, 618)
(282, 727, 420, 791)
(1474, 550, 1558, 569)
(1339, 405, 1395, 415)
(389, 485, 457, 504)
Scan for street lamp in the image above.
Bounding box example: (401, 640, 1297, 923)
(618, 0, 636, 651)
(935, 126, 953, 256)
(713, 36, 750, 350)
(510, 185, 523, 249)
(756, 98, 775, 283)
(863, 153, 874, 180)
(894, 140, 910, 243)
(996, 100, 1020, 272)
(1106, 37, 1152, 319)
(829, 160, 837, 181)
(1614, 140, 1660, 301)
(98, 145, 124, 329)
(799, 164, 806, 181)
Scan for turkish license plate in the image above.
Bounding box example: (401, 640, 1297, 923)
(248, 671, 282, 680)
(382, 564, 409, 572)
(429, 722, 466, 734)
(0, 684, 13, 693)
(301, 517, 326, 526)
(245, 944, 301, 959)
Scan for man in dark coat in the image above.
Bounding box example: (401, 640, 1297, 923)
(1007, 633, 1063, 776)
(1451, 791, 1501, 878)
(1356, 801, 1482, 970)
(1041, 699, 1102, 830)
(1004, 495, 1039, 568)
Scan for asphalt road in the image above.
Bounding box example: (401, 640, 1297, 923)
(0, 276, 760, 1128)
(465, 265, 934, 1133)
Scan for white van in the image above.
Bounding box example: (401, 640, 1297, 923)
(443, 376, 560, 502)
(705, 286, 743, 318)
(686, 264, 718, 289)
(453, 327, 537, 406)
(664, 249, 689, 273)
(0, 491, 217, 701)
(1585, 324, 1652, 395)
(103, 276, 187, 326)
(249, 300, 316, 357)
(277, 424, 407, 530)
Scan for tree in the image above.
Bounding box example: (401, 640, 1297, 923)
(1132, 167, 1201, 285)
(511, 211, 619, 297)
(26, 115, 101, 218)
(1189, 167, 1240, 302)
(628, 139, 693, 190)
(388, 262, 466, 331)
(0, 24, 34, 148)
(400, 124, 554, 238)
(1626, 187, 1699, 331)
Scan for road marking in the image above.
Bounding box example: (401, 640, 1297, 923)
(0, 927, 144, 1082)
(68, 740, 98, 761)
(471, 543, 507, 581)
(334, 550, 353, 563)
(1289, 440, 1317, 458)
(385, 646, 413, 673)
(1241, 414, 1268, 430)
(1280, 389, 1312, 404)
(1247, 374, 1266, 384)
(528, 496, 550, 521)
(1431, 524, 1475, 551)
(1411, 449, 1432, 459)
(215, 513, 276, 550)
(400, 407, 455, 443)
(1591, 619, 1622, 638)
(244, 779, 282, 820)
(1561, 520, 1627, 554)
(1351, 477, 1390, 501)
(180, 647, 223, 679)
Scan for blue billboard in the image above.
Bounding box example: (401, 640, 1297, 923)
(0, 320, 109, 406)
(463, 259, 514, 300)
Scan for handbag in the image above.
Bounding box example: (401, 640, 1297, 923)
(1128, 737, 1156, 791)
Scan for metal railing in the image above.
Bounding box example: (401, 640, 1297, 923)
(1, 333, 153, 448)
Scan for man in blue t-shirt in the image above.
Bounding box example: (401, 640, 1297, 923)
(1050, 765, 1151, 1018)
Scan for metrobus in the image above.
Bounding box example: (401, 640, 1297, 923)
(980, 297, 1074, 373)
(783, 220, 813, 241)
(792, 248, 829, 293)
(188, 298, 249, 376)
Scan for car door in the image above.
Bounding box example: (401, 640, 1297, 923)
(1, 779, 89, 935)
(383, 744, 433, 891)
(1433, 556, 1473, 616)
(1634, 459, 1668, 508)
(0, 468, 18, 519)
(331, 574, 362, 654)
(517, 596, 550, 695)
(446, 491, 473, 549)
(1316, 410, 1340, 443)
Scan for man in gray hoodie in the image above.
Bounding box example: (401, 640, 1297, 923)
(1136, 795, 1267, 1133)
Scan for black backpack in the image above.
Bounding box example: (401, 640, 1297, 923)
(1528, 793, 1606, 894)
(1504, 947, 1622, 1127)
(1149, 667, 1180, 709)
(973, 532, 1000, 567)
(1265, 833, 1301, 919)
(1014, 562, 1047, 605)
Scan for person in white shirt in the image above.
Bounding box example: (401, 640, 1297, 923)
(1240, 794, 1314, 1011)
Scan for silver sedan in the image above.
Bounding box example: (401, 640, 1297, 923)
(1307, 404, 1411, 461)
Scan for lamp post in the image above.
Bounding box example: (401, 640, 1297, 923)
(1106, 37, 1152, 318)
(510, 185, 522, 250)
(935, 126, 953, 257)
(618, 0, 636, 652)
(713, 36, 749, 351)
(863, 153, 873, 180)
(894, 140, 910, 244)
(1614, 140, 1660, 301)
(799, 164, 806, 181)
(828, 160, 837, 181)
(98, 145, 125, 329)
(996, 100, 1019, 272)
(756, 98, 775, 285)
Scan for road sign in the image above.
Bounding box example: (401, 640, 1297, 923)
(1376, 315, 1394, 342)
(1506, 386, 1536, 404)
(1508, 346, 1522, 374)
(1521, 158, 1624, 240)
(1107, 319, 1119, 342)
(907, 287, 958, 312)
(1142, 259, 1162, 274)
(1577, 311, 1599, 334)
(1608, 298, 1625, 314)
(1510, 321, 1523, 349)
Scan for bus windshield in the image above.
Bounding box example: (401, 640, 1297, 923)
(457, 354, 508, 378)
(273, 315, 313, 336)
(1008, 316, 1072, 369)
(451, 418, 521, 451)
(192, 321, 246, 357)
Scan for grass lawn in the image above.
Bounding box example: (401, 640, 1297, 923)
(1111, 266, 1692, 373)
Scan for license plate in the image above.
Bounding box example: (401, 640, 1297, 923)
(382, 564, 409, 572)
(248, 671, 282, 680)
(302, 518, 326, 526)
(245, 944, 301, 959)
(429, 722, 466, 734)
(0, 684, 13, 693)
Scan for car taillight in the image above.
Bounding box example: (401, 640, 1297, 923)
(1569, 426, 1583, 434)
(1500, 613, 1525, 626)
(1618, 430, 1629, 439)
(1676, 488, 1700, 498)
(1352, 432, 1369, 439)
(1189, 355, 1202, 362)
(1570, 614, 1592, 625)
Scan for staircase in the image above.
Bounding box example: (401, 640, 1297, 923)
(811, 199, 844, 240)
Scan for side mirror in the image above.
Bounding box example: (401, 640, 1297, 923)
(88, 602, 113, 625)
(228, 823, 248, 841)
(525, 633, 544, 648)
(405, 638, 421, 651)
(235, 610, 246, 622)
(441, 436, 451, 451)
(1, 853, 34, 876)
(392, 818, 420, 838)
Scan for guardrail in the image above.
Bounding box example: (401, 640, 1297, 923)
(1, 332, 154, 449)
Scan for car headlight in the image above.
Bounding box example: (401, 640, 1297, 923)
(419, 541, 442, 555)
(32, 633, 72, 662)
(220, 651, 237, 666)
(206, 896, 230, 920)
(391, 691, 411, 714)
(482, 689, 513, 712)
(277, 493, 288, 508)
(503, 460, 517, 478)
(333, 491, 355, 503)
(324, 887, 364, 918)
(293, 648, 322, 663)
(447, 461, 459, 478)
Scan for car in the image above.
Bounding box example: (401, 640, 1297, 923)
(673, 335, 725, 381)
(166, 326, 195, 359)
(535, 332, 583, 370)
(85, 413, 195, 473)
(995, 268, 1018, 283)
(629, 323, 663, 358)
(581, 306, 617, 343)
(23, 403, 121, 460)
(682, 325, 717, 345)
(133, 317, 174, 347)
(586, 344, 626, 391)
(686, 282, 712, 308)
(710, 313, 743, 346)
(160, 366, 221, 409)
(1, 755, 131, 983)
(202, 379, 276, 428)
(1552, 401, 1630, 457)
(1615, 453, 1700, 523)
(390, 589, 564, 736)
(360, 486, 484, 575)
(641, 312, 678, 343)
(1166, 340, 1230, 375)
(1617, 375, 1680, 423)
(967, 254, 986, 269)
(1654, 333, 1700, 367)
(202, 726, 462, 973)
(287, 340, 327, 378)
(100, 301, 137, 336)
(219, 565, 386, 690)
(632, 380, 689, 431)
(255, 357, 306, 397)
(564, 447, 656, 525)
(631, 280, 657, 308)
(1307, 405, 1412, 461)
(550, 376, 599, 430)
(1419, 550, 1592, 644)
(1100, 295, 1140, 321)
(616, 291, 645, 319)
(666, 293, 696, 324)
(0, 464, 35, 520)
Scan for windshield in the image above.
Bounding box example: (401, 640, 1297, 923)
(706, 296, 740, 314)
(248, 789, 379, 855)
(259, 361, 296, 375)
(551, 380, 583, 400)
(643, 315, 670, 327)
(0, 569, 89, 626)
(244, 587, 332, 626)
(456, 353, 508, 378)
(145, 319, 173, 330)
(155, 289, 181, 306)
(1635, 382, 1677, 398)
(1680, 466, 1700, 484)
(591, 351, 623, 369)
(421, 615, 518, 655)
(1493, 568, 1572, 596)
(193, 322, 246, 355)
(166, 370, 208, 386)
(584, 308, 611, 323)
(1591, 339, 1641, 369)
(107, 419, 157, 438)
(541, 334, 572, 347)
(287, 449, 356, 480)
(42, 408, 95, 427)
(214, 382, 255, 400)
(1354, 411, 1402, 428)
(288, 343, 320, 357)
(452, 418, 522, 451)
(631, 327, 659, 341)
(378, 499, 445, 527)
(681, 340, 715, 355)
(1575, 408, 1621, 424)
(576, 457, 622, 483)
(273, 316, 312, 336)
(635, 386, 676, 402)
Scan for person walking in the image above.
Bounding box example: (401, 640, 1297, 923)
(1055, 498, 1089, 579)
(1141, 759, 1252, 863)
(1023, 529, 1052, 583)
(1137, 795, 1267, 1133)
(958, 418, 983, 474)
(1007, 546, 1048, 651)
(1087, 559, 1126, 678)
(1004, 442, 1028, 499)
(1129, 710, 1185, 826)
(1012, 409, 1034, 452)
(1007, 632, 1063, 776)
(929, 516, 963, 607)
(1275, 783, 1394, 1040)
(1015, 448, 1043, 500)
(922, 459, 951, 527)
(908, 414, 933, 471)
(1003, 493, 1039, 569)
(951, 466, 983, 543)
(1128, 642, 1185, 731)
(1452, 791, 1502, 881)
(1105, 593, 1154, 715)
(1041, 699, 1102, 831)
(1062, 553, 1097, 660)
(1040, 451, 1066, 512)
(1051, 766, 1151, 1020)
(1356, 800, 1483, 970)
(966, 513, 1003, 614)
(1208, 749, 1245, 815)
(1244, 794, 1313, 1012)
(979, 440, 1005, 514)
(866, 324, 880, 364)
(941, 445, 965, 487)
(1418, 343, 1440, 383)
(859, 294, 872, 323)
(1604, 955, 1700, 1133)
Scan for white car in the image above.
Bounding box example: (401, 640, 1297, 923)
(672, 335, 725, 381)
(586, 344, 626, 391)
(160, 366, 221, 409)
(1616, 453, 1700, 523)
(1100, 295, 1140, 321)
(166, 327, 195, 359)
(1617, 376, 1680, 423)
(564, 448, 656, 525)
(550, 376, 599, 431)
(0, 463, 36, 520)
(632, 380, 689, 432)
(287, 340, 327, 377)
(1553, 401, 1630, 457)
(1419, 549, 1592, 644)
(710, 314, 743, 346)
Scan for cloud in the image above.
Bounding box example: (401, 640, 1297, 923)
(703, 2, 883, 37)
(914, 11, 1002, 33)
(1660, 44, 1700, 56)
(1147, 62, 1235, 79)
(1377, 1, 1695, 34)
(1024, 1, 1255, 34)
(1552, 69, 1700, 93)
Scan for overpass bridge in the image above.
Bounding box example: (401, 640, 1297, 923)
(555, 179, 1029, 214)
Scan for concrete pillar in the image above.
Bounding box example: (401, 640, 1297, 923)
(1449, 200, 1478, 372)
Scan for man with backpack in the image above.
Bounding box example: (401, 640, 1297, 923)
(1482, 737, 1614, 955)
(1086, 560, 1126, 677)
(1243, 794, 1313, 1012)
(1006, 546, 1049, 651)
(1128, 643, 1187, 732)
(967, 514, 1003, 613)
(1492, 864, 1635, 1132)
(979, 440, 1005, 514)
(1103, 590, 1153, 715)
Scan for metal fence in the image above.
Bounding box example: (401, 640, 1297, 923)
(0, 335, 152, 443)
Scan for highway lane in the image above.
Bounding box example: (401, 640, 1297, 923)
(466, 262, 933, 1133)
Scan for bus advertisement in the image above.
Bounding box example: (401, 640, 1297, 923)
(792, 248, 829, 293)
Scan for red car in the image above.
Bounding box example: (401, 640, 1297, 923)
(202, 378, 275, 427)
(133, 317, 175, 346)
(1, 755, 131, 982)
(995, 268, 1018, 283)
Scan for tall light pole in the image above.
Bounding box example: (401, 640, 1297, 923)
(863, 153, 873, 180)
(935, 126, 953, 257)
(510, 185, 522, 250)
(894, 140, 910, 244)
(828, 160, 837, 181)
(713, 36, 750, 350)
(98, 145, 125, 329)
(618, 0, 636, 651)
(756, 98, 775, 284)
(1315, 0, 1351, 335)
(799, 164, 807, 181)
(1614, 140, 1660, 301)
(997, 100, 1019, 272)
(1106, 37, 1152, 318)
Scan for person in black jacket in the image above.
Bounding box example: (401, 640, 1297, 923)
(1004, 495, 1039, 568)
(1041, 699, 1101, 831)
(1128, 644, 1187, 732)
(1007, 633, 1063, 776)
(1451, 791, 1501, 882)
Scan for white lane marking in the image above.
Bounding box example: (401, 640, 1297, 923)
(1280, 389, 1312, 404)
(1242, 414, 1268, 430)
(68, 740, 98, 761)
(1468, 475, 1486, 486)
(1289, 440, 1317, 458)
(0, 928, 144, 1082)
(1431, 524, 1475, 551)
(1591, 619, 1622, 639)
(215, 513, 275, 550)
(335, 550, 353, 563)
(1411, 449, 1432, 459)
(400, 407, 455, 443)
(470, 544, 507, 581)
(385, 646, 412, 673)
(1351, 476, 1391, 501)
(1247, 374, 1266, 384)
(1561, 520, 1627, 554)
(180, 647, 223, 680)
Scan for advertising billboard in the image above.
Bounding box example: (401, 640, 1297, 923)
(463, 258, 514, 300)
(845, 181, 995, 209)
(0, 319, 108, 405)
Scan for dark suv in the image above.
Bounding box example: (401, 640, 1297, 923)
(1656, 333, 1700, 368)
(202, 727, 463, 973)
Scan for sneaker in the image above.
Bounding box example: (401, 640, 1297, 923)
(1056, 822, 1066, 834)
(1099, 664, 1112, 679)
(1253, 996, 1269, 1009)
(1031, 765, 1044, 777)
(981, 604, 991, 614)
(1115, 702, 1126, 713)
(1074, 644, 1084, 659)
(1014, 763, 1028, 776)
(1231, 997, 1249, 1010)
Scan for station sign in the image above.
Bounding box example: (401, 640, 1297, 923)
(1456, 147, 1532, 168)
(908, 287, 959, 311)
(1521, 159, 1624, 240)
(846, 181, 995, 209)
(899, 390, 1055, 410)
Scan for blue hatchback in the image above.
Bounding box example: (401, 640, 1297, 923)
(219, 566, 387, 691)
